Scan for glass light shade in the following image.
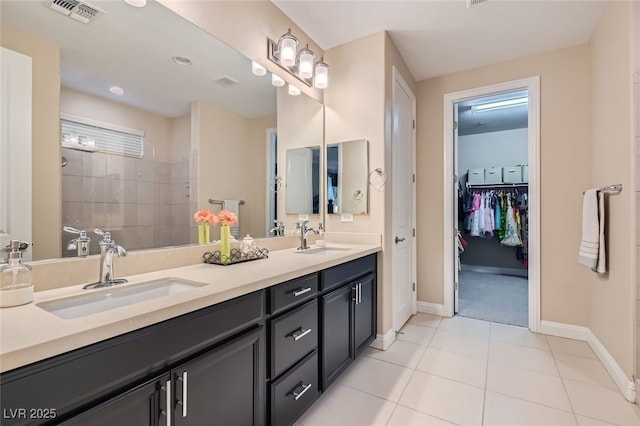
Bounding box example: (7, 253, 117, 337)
(279, 32, 298, 67)
(314, 61, 329, 89)
(298, 46, 315, 79)
(271, 73, 285, 87)
(288, 84, 301, 96)
(251, 61, 266, 76)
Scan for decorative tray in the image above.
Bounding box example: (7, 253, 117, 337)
(203, 247, 269, 266)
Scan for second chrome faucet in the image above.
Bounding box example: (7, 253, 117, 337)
(83, 228, 128, 290)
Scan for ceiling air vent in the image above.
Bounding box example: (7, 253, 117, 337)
(48, 0, 104, 24)
(212, 75, 239, 88)
(467, 0, 488, 7)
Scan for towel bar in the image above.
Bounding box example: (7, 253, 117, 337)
(582, 184, 623, 194)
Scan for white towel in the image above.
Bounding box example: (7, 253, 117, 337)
(223, 199, 240, 238)
(578, 189, 606, 273)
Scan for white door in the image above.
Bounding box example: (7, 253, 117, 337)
(453, 103, 459, 313)
(285, 147, 313, 213)
(265, 128, 278, 233)
(0, 48, 32, 260)
(392, 68, 416, 332)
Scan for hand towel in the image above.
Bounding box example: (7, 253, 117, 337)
(223, 199, 240, 238)
(578, 189, 606, 273)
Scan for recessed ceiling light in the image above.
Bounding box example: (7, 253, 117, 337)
(109, 86, 124, 95)
(172, 56, 192, 66)
(124, 0, 147, 7)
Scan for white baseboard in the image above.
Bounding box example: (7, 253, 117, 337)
(370, 328, 395, 350)
(417, 301, 445, 316)
(587, 330, 636, 403)
(539, 320, 636, 403)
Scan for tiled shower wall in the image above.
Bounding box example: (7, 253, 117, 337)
(61, 142, 191, 257)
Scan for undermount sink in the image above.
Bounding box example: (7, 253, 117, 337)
(37, 278, 208, 319)
(296, 246, 350, 255)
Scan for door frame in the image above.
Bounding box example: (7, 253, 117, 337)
(391, 66, 417, 332)
(265, 127, 277, 235)
(443, 76, 540, 332)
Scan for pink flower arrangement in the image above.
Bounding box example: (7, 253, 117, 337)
(217, 209, 238, 226)
(193, 209, 219, 226)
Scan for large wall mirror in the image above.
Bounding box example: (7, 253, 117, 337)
(1, 0, 323, 261)
(326, 139, 369, 215)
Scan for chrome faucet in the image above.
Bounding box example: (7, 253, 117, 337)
(296, 220, 319, 250)
(64, 226, 91, 257)
(269, 220, 285, 236)
(83, 228, 128, 289)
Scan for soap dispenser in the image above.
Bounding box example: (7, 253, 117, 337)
(0, 240, 33, 307)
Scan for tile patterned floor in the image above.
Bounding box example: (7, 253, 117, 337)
(296, 314, 640, 426)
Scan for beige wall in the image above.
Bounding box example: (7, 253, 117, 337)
(417, 44, 592, 326)
(157, 0, 323, 102)
(191, 100, 274, 239)
(1, 26, 61, 260)
(589, 0, 635, 378)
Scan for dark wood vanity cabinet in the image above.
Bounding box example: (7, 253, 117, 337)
(0, 253, 377, 426)
(320, 255, 377, 391)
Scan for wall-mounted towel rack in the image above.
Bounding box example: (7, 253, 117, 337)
(582, 184, 623, 194)
(208, 199, 245, 207)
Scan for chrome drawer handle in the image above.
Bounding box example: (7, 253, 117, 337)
(165, 380, 172, 426)
(290, 327, 312, 341)
(292, 287, 312, 297)
(291, 383, 312, 401)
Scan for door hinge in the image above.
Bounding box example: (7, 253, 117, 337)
(453, 120, 458, 130)
(412, 282, 416, 291)
(413, 228, 416, 237)
(454, 281, 459, 291)
(412, 174, 415, 183)
(412, 119, 416, 129)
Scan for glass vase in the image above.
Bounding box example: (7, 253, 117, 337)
(220, 224, 231, 260)
(198, 223, 210, 245)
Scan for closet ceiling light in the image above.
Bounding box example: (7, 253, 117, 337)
(109, 86, 124, 95)
(267, 29, 329, 89)
(124, 0, 147, 7)
(473, 97, 528, 111)
(172, 56, 192, 66)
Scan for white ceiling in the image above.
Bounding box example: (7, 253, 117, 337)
(1, 0, 276, 118)
(272, 0, 609, 81)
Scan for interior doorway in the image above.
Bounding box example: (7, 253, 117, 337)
(443, 77, 540, 332)
(454, 90, 529, 326)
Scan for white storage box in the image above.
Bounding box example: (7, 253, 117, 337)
(468, 168, 485, 184)
(503, 166, 523, 184)
(485, 167, 502, 184)
(522, 165, 529, 183)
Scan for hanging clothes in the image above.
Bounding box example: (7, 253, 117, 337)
(501, 194, 523, 247)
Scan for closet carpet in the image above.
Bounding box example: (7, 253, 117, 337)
(458, 270, 528, 327)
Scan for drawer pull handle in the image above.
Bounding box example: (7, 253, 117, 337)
(292, 287, 312, 297)
(176, 371, 188, 417)
(291, 382, 313, 401)
(290, 327, 312, 341)
(165, 379, 172, 426)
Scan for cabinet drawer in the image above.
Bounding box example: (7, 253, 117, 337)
(270, 273, 318, 315)
(271, 299, 318, 378)
(271, 351, 319, 426)
(321, 254, 376, 292)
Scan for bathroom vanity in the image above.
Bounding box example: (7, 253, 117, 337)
(0, 246, 378, 426)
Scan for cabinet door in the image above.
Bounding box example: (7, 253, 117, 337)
(354, 274, 376, 357)
(321, 284, 353, 390)
(60, 375, 169, 426)
(173, 326, 265, 426)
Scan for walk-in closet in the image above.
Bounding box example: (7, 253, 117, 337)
(455, 90, 529, 327)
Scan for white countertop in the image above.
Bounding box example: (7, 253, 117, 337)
(0, 242, 380, 373)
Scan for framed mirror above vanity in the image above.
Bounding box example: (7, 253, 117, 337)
(0, 0, 325, 261)
(326, 139, 369, 215)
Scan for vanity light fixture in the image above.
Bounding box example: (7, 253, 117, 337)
(267, 29, 329, 89)
(288, 84, 301, 96)
(251, 61, 267, 76)
(271, 74, 285, 87)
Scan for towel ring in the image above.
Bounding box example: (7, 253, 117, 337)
(269, 176, 282, 193)
(369, 168, 386, 190)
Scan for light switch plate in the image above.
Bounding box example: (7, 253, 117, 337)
(341, 213, 354, 223)
(298, 214, 309, 221)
